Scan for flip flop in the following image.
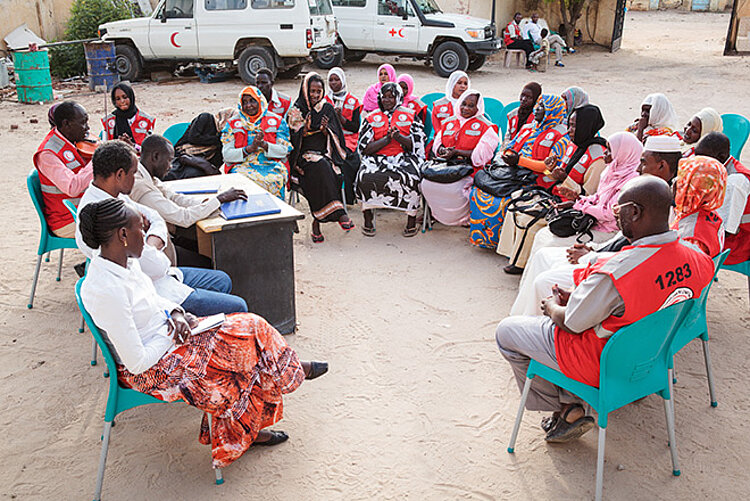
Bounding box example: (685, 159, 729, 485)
(311, 232, 325, 243)
(541, 415, 559, 433)
(339, 220, 355, 232)
(362, 224, 376, 237)
(545, 405, 595, 443)
(403, 225, 418, 238)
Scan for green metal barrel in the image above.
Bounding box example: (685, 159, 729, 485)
(14, 50, 54, 104)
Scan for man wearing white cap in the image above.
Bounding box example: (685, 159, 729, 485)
(637, 135, 683, 183)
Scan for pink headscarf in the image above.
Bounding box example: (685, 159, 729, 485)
(397, 73, 416, 105)
(573, 131, 643, 233)
(363, 64, 396, 112)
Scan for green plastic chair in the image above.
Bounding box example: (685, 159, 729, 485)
(74, 279, 223, 501)
(668, 250, 728, 407)
(721, 113, 750, 160)
(163, 122, 190, 145)
(26, 169, 79, 309)
(421, 92, 443, 110)
(507, 300, 694, 501)
(483, 97, 506, 137)
(721, 258, 750, 307)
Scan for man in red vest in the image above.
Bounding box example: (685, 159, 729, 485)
(495, 176, 714, 443)
(256, 68, 291, 118)
(33, 101, 94, 238)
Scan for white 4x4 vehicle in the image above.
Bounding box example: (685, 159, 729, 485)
(316, 0, 500, 77)
(98, 0, 339, 83)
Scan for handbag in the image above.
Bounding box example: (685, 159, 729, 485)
(505, 186, 559, 266)
(421, 159, 474, 184)
(473, 162, 538, 198)
(546, 207, 597, 243)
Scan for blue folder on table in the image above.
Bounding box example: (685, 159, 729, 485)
(220, 193, 281, 220)
(175, 181, 221, 194)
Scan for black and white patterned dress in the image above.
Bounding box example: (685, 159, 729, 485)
(355, 107, 426, 216)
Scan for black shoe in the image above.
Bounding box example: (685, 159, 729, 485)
(253, 430, 289, 446)
(503, 264, 524, 275)
(74, 261, 87, 278)
(305, 361, 329, 380)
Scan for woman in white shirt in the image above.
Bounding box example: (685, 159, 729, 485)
(79, 198, 328, 468)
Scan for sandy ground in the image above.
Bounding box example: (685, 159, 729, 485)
(1, 10, 750, 501)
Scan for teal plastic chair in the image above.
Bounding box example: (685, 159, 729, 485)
(721, 258, 750, 307)
(163, 122, 190, 145)
(668, 250, 728, 407)
(483, 97, 506, 137)
(721, 113, 750, 160)
(26, 169, 79, 309)
(421, 92, 443, 110)
(74, 279, 223, 501)
(508, 300, 694, 501)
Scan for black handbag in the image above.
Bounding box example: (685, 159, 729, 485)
(505, 186, 559, 266)
(421, 159, 474, 184)
(473, 162, 538, 198)
(546, 207, 597, 243)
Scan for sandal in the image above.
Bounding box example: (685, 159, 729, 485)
(403, 225, 419, 238)
(305, 361, 329, 380)
(503, 264, 524, 275)
(541, 414, 559, 433)
(253, 430, 289, 446)
(338, 219, 355, 232)
(361, 224, 376, 237)
(545, 404, 595, 443)
(311, 232, 325, 243)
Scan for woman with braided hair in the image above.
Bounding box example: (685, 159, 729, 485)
(79, 198, 329, 468)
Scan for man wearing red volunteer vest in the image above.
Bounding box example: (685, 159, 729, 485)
(694, 132, 750, 265)
(33, 101, 94, 238)
(256, 69, 291, 118)
(496, 176, 714, 443)
(503, 12, 534, 68)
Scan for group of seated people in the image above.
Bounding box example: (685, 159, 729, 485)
(32, 63, 749, 464)
(503, 12, 572, 70)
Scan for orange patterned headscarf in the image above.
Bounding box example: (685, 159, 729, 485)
(237, 85, 267, 125)
(672, 155, 727, 225)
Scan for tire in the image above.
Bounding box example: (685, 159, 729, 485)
(468, 54, 487, 71)
(238, 46, 276, 84)
(432, 41, 469, 78)
(314, 43, 344, 70)
(277, 64, 303, 80)
(115, 45, 142, 82)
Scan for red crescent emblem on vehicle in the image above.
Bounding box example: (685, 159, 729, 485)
(398, 28, 405, 38)
(170, 32, 181, 48)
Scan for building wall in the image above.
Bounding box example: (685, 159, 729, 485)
(628, 0, 732, 11)
(1, 0, 77, 52)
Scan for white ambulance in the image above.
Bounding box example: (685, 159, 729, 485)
(316, 0, 500, 76)
(98, 0, 339, 83)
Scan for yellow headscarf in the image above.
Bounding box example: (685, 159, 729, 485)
(237, 85, 267, 126)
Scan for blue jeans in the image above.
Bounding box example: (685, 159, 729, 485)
(179, 267, 248, 316)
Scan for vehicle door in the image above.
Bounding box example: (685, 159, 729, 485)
(331, 0, 373, 51)
(375, 0, 419, 52)
(198, 0, 252, 58)
(148, 0, 199, 58)
(308, 0, 337, 50)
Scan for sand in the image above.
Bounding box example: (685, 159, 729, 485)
(1, 9, 749, 501)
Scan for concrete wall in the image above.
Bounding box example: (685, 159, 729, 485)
(628, 0, 732, 11)
(1, 0, 77, 52)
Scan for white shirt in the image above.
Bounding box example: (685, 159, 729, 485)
(718, 172, 750, 234)
(521, 22, 543, 44)
(76, 182, 194, 304)
(82, 255, 180, 374)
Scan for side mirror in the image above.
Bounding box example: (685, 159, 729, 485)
(397, 6, 408, 19)
(160, 8, 168, 22)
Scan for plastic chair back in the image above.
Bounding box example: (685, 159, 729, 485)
(62, 199, 78, 222)
(421, 92, 443, 110)
(598, 300, 693, 416)
(721, 113, 750, 160)
(163, 122, 190, 146)
(483, 97, 506, 136)
(27, 169, 77, 255)
(423, 110, 433, 142)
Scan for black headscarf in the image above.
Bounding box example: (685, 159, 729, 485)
(110, 82, 138, 139)
(518, 82, 542, 129)
(289, 72, 348, 167)
(566, 104, 607, 172)
(175, 113, 221, 149)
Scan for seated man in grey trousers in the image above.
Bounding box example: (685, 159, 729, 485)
(495, 176, 714, 443)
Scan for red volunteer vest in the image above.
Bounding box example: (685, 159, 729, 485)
(101, 110, 155, 145)
(506, 108, 534, 141)
(404, 97, 427, 122)
(268, 92, 291, 117)
(439, 115, 494, 171)
(32, 128, 88, 231)
(326, 92, 361, 152)
(431, 98, 453, 135)
(554, 238, 714, 387)
(367, 107, 415, 156)
(537, 143, 605, 195)
(224, 113, 284, 172)
(723, 157, 750, 265)
(676, 210, 724, 257)
(503, 22, 521, 46)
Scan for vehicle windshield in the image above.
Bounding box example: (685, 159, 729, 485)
(309, 0, 333, 15)
(412, 0, 441, 15)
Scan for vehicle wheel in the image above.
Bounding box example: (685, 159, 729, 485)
(238, 46, 276, 84)
(314, 43, 344, 70)
(115, 45, 142, 82)
(432, 41, 469, 78)
(277, 64, 303, 80)
(468, 54, 487, 71)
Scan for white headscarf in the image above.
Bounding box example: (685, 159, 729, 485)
(642, 93, 679, 131)
(326, 67, 348, 107)
(694, 107, 723, 140)
(445, 70, 470, 106)
(454, 89, 484, 123)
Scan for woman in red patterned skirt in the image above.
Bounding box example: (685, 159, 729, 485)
(79, 198, 328, 468)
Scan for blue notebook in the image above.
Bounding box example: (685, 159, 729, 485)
(220, 193, 281, 220)
(175, 182, 221, 194)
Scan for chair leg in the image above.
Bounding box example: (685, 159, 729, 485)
(209, 415, 224, 485)
(45, 252, 50, 262)
(507, 376, 532, 453)
(341, 183, 349, 216)
(91, 338, 98, 366)
(701, 338, 718, 407)
(93, 421, 113, 501)
(27, 254, 43, 309)
(56, 248, 64, 282)
(595, 426, 606, 501)
(663, 396, 681, 476)
(668, 368, 676, 417)
(421, 199, 429, 233)
(79, 315, 86, 334)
